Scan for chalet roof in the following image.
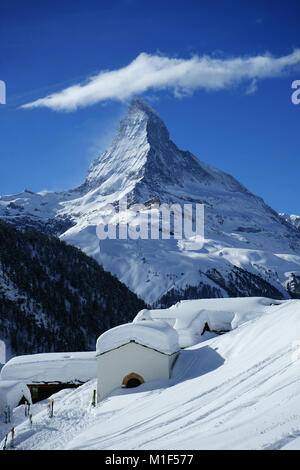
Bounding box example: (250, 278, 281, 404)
(0, 351, 96, 384)
(96, 320, 180, 356)
(0, 380, 32, 411)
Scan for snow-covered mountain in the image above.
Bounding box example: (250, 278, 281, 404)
(1, 98, 300, 305)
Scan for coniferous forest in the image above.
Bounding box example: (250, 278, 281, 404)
(0, 221, 146, 356)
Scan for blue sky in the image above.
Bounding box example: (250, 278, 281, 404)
(1, 0, 300, 214)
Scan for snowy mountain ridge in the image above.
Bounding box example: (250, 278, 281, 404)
(279, 212, 300, 230)
(1, 99, 300, 304)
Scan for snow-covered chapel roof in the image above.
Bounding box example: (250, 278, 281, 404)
(96, 320, 180, 356)
(0, 351, 97, 384)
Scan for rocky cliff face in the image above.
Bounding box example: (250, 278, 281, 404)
(279, 213, 300, 230)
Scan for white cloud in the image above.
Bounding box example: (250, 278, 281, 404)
(21, 50, 300, 112)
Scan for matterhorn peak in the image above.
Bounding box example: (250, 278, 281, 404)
(124, 97, 170, 142)
(128, 98, 165, 124)
(1, 99, 300, 308)
(84, 98, 172, 192)
(128, 97, 160, 116)
(84, 98, 239, 197)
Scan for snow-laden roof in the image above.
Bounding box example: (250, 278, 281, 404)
(0, 351, 97, 384)
(96, 320, 180, 356)
(134, 297, 284, 348)
(0, 380, 32, 412)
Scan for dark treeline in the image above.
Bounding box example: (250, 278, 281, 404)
(0, 221, 146, 356)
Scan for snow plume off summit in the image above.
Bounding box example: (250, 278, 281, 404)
(1, 98, 300, 305)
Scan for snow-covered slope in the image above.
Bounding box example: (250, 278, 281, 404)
(2, 298, 300, 450)
(1, 99, 300, 305)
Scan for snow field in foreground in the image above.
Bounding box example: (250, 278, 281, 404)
(1, 299, 300, 450)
